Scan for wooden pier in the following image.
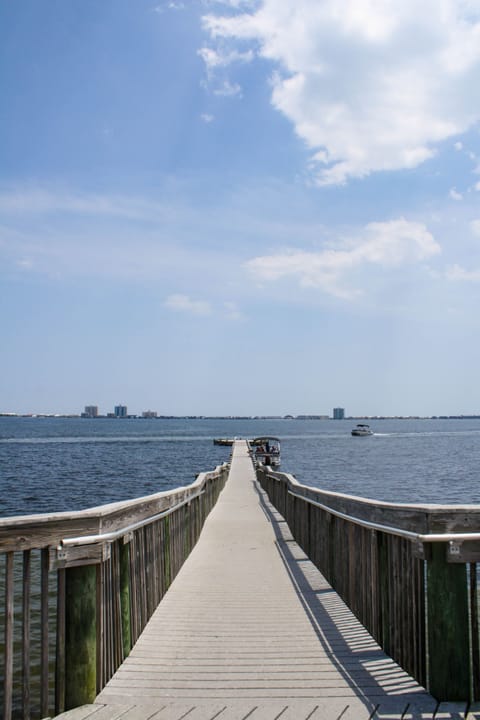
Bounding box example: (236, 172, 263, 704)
(53, 442, 477, 720)
(4, 441, 480, 719)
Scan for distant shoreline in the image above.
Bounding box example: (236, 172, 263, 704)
(2, 414, 480, 421)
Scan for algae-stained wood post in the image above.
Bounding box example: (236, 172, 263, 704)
(119, 538, 132, 658)
(65, 564, 97, 709)
(426, 542, 470, 701)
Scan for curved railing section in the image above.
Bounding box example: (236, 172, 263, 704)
(0, 462, 229, 720)
(256, 464, 480, 704)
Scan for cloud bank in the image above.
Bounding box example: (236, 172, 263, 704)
(165, 294, 212, 315)
(246, 218, 440, 298)
(202, 0, 480, 184)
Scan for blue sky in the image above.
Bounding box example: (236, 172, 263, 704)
(2, 0, 480, 417)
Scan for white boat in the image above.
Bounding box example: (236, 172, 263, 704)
(351, 424, 373, 436)
(252, 437, 281, 467)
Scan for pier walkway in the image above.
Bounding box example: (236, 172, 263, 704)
(59, 442, 474, 720)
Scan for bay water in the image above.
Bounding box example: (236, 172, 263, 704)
(1, 416, 480, 518)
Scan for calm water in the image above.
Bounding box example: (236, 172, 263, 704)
(1, 416, 480, 518)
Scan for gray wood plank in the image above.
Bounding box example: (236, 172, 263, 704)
(434, 703, 468, 718)
(83, 704, 138, 720)
(152, 702, 357, 720)
(372, 697, 438, 719)
(49, 704, 125, 720)
(466, 703, 480, 719)
(109, 703, 168, 719)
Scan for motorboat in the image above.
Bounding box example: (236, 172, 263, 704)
(251, 437, 281, 467)
(351, 424, 373, 437)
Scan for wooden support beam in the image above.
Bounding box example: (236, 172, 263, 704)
(427, 542, 470, 701)
(65, 565, 97, 709)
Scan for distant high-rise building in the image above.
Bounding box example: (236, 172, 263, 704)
(114, 405, 127, 418)
(83, 405, 98, 418)
(142, 410, 157, 418)
(333, 407, 345, 420)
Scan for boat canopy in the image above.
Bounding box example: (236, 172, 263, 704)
(251, 436, 281, 445)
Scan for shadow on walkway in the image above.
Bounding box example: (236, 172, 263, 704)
(254, 480, 439, 719)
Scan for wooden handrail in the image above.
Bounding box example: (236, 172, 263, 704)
(288, 488, 480, 544)
(0, 468, 221, 550)
(59, 489, 205, 548)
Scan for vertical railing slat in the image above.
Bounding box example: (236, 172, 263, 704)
(22, 550, 31, 720)
(55, 567, 66, 716)
(4, 552, 14, 720)
(97, 562, 104, 691)
(40, 548, 50, 718)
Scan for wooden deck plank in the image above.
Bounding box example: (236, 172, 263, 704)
(84, 705, 137, 720)
(466, 703, 480, 720)
(49, 704, 135, 720)
(435, 703, 469, 718)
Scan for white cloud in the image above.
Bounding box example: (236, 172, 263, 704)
(0, 187, 233, 286)
(213, 79, 242, 96)
(202, 0, 480, 184)
(450, 187, 463, 200)
(246, 218, 440, 298)
(164, 294, 212, 315)
(202, 1, 259, 8)
(0, 188, 163, 221)
(16, 258, 34, 270)
(224, 301, 245, 320)
(471, 219, 480, 235)
(474, 181, 480, 190)
(198, 46, 254, 70)
(446, 263, 480, 281)
(153, 1, 185, 12)
(201, 113, 215, 123)
(454, 141, 464, 150)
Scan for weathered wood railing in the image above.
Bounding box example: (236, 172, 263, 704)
(257, 465, 480, 703)
(0, 462, 228, 720)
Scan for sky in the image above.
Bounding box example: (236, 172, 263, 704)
(1, 0, 480, 417)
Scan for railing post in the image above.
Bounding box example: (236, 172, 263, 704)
(65, 565, 97, 709)
(4, 552, 14, 720)
(164, 515, 171, 589)
(378, 532, 391, 655)
(119, 540, 132, 658)
(426, 543, 470, 701)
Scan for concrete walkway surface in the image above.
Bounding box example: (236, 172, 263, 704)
(54, 442, 478, 720)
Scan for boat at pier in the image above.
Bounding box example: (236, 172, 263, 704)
(252, 436, 281, 467)
(351, 424, 373, 436)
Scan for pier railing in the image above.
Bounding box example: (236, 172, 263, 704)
(0, 462, 228, 720)
(257, 464, 480, 703)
